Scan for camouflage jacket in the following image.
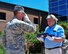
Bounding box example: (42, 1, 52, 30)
(3, 17, 35, 50)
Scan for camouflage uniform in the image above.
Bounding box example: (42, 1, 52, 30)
(3, 16, 35, 54)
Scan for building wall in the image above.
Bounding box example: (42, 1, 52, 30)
(0, 8, 13, 31)
(0, 2, 48, 32)
(0, 2, 14, 31)
(49, 0, 68, 21)
(0, 2, 46, 32)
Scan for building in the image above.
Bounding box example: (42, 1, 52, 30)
(0, 0, 49, 31)
(49, 0, 68, 21)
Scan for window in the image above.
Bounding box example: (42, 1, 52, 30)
(59, 10, 66, 16)
(49, 0, 58, 2)
(51, 1, 58, 7)
(59, 5, 66, 10)
(49, 0, 51, 2)
(67, 0, 68, 3)
(0, 12, 6, 20)
(49, 3, 52, 8)
(34, 18, 38, 24)
(49, 8, 52, 11)
(66, 10, 68, 16)
(67, 5, 68, 9)
(59, 0, 66, 5)
(52, 7, 58, 11)
(52, 11, 58, 14)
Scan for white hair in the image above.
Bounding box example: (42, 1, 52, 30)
(46, 14, 58, 23)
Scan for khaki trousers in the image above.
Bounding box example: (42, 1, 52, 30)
(45, 48, 62, 54)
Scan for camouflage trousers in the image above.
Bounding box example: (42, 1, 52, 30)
(6, 48, 25, 54)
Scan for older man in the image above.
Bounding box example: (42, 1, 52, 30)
(37, 14, 65, 54)
(3, 5, 35, 54)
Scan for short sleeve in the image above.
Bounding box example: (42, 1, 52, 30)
(57, 27, 65, 37)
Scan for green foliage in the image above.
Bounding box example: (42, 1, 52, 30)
(65, 30, 68, 33)
(25, 27, 44, 53)
(58, 21, 68, 29)
(0, 31, 5, 54)
(25, 32, 39, 43)
(0, 31, 3, 37)
(58, 21, 68, 39)
(0, 44, 6, 54)
(58, 21, 68, 33)
(25, 27, 42, 43)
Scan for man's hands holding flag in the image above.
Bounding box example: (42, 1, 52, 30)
(36, 33, 55, 42)
(36, 33, 48, 42)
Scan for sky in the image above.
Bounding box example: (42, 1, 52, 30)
(0, 0, 49, 12)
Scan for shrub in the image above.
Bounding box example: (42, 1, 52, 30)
(25, 27, 42, 43)
(58, 21, 68, 29)
(58, 21, 68, 39)
(0, 31, 3, 37)
(25, 32, 39, 43)
(24, 27, 44, 53)
(0, 44, 6, 54)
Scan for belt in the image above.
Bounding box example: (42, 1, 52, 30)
(46, 46, 61, 50)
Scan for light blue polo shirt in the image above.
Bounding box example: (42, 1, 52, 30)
(44, 24, 65, 48)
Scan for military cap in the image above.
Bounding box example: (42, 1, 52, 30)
(14, 5, 25, 13)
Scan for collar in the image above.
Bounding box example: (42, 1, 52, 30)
(49, 24, 56, 29)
